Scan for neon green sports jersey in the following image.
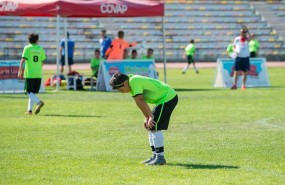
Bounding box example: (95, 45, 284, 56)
(129, 75, 176, 105)
(22, 44, 46, 78)
(249, 39, 259, 52)
(142, 55, 154, 59)
(90, 58, 101, 75)
(227, 44, 234, 55)
(185, 43, 195, 56)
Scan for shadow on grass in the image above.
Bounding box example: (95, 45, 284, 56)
(168, 163, 239, 170)
(174, 88, 223, 92)
(43, 114, 102, 118)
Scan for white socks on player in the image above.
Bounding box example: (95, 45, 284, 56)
(28, 98, 34, 112)
(151, 131, 164, 156)
(182, 64, 190, 72)
(27, 92, 40, 105)
(148, 132, 156, 154)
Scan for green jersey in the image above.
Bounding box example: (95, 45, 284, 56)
(142, 55, 154, 59)
(90, 58, 101, 75)
(227, 44, 234, 55)
(249, 39, 259, 52)
(185, 43, 195, 56)
(128, 75, 176, 105)
(22, 44, 46, 78)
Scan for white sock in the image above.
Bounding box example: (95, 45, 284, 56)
(148, 132, 156, 154)
(151, 131, 164, 156)
(28, 98, 34, 112)
(27, 93, 40, 104)
(182, 64, 189, 72)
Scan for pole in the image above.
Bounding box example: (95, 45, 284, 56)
(56, 14, 60, 91)
(162, 16, 167, 83)
(64, 18, 68, 74)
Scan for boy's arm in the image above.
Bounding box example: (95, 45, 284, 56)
(133, 95, 155, 128)
(18, 58, 25, 79)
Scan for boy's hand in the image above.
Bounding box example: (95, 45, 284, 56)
(147, 117, 156, 129)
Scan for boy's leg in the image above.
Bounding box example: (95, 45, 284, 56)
(141, 132, 156, 164)
(193, 62, 199, 74)
(147, 131, 166, 165)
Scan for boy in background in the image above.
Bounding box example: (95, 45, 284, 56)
(18, 33, 46, 115)
(90, 49, 102, 77)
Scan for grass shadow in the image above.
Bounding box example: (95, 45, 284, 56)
(168, 163, 239, 170)
(43, 114, 102, 118)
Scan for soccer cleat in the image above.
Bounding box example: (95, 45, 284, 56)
(140, 154, 156, 164)
(25, 111, 32, 115)
(35, 101, 44, 114)
(230, 85, 237, 90)
(147, 155, 166, 165)
(241, 85, 247, 90)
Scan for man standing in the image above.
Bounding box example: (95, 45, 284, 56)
(18, 33, 46, 115)
(105, 31, 137, 60)
(231, 26, 251, 90)
(249, 34, 259, 58)
(182, 39, 199, 74)
(99, 29, 112, 59)
(60, 32, 75, 74)
(109, 73, 178, 165)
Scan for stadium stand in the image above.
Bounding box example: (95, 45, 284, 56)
(0, 0, 284, 62)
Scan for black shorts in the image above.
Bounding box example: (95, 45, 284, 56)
(151, 95, 178, 131)
(60, 56, 74, 66)
(234, 57, 250, 72)
(250, 52, 256, 58)
(187, 55, 194, 64)
(25, 78, 41, 94)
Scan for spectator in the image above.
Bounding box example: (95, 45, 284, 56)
(182, 39, 198, 74)
(249, 34, 259, 58)
(143, 48, 154, 59)
(227, 43, 235, 58)
(17, 33, 46, 115)
(99, 29, 112, 59)
(90, 49, 102, 77)
(231, 26, 251, 90)
(109, 73, 178, 165)
(60, 32, 75, 74)
(130, 49, 138, 59)
(105, 30, 137, 60)
(123, 49, 129, 59)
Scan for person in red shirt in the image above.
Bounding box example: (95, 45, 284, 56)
(105, 31, 137, 60)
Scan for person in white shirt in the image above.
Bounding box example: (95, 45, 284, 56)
(231, 26, 251, 90)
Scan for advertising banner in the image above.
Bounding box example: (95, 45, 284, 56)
(0, 60, 44, 93)
(96, 60, 157, 91)
(213, 58, 270, 88)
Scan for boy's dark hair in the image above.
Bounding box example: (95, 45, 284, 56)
(118, 31, 124, 38)
(148, 48, 154, 53)
(131, 49, 137, 54)
(109, 72, 129, 89)
(28, 33, 39, 44)
(95, 49, 100, 53)
(190, 39, 194, 43)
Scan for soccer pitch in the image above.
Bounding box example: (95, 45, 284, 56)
(0, 68, 284, 185)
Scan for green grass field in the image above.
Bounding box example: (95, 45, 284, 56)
(1, 67, 285, 185)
